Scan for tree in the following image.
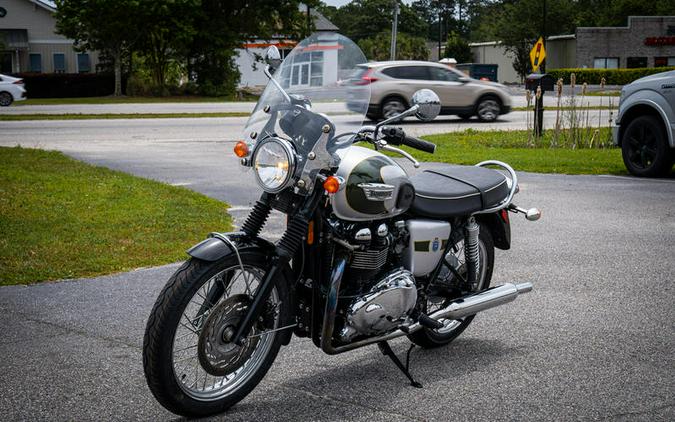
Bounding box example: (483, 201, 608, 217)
(187, 0, 311, 96)
(358, 31, 429, 61)
(323, 0, 428, 43)
(444, 31, 472, 62)
(55, 0, 143, 96)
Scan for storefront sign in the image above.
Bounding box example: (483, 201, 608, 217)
(645, 37, 675, 46)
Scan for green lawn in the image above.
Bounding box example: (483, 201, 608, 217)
(407, 128, 626, 175)
(16, 95, 257, 106)
(0, 147, 232, 285)
(0, 112, 249, 121)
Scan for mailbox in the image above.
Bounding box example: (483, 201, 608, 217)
(525, 73, 555, 92)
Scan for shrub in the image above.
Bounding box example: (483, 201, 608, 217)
(547, 67, 675, 85)
(15, 73, 127, 98)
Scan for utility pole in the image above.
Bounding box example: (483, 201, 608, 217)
(390, 0, 399, 61)
(438, 11, 442, 60)
(541, 0, 547, 72)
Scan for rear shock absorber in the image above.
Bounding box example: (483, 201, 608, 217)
(464, 217, 480, 289)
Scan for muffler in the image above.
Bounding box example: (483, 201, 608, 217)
(428, 282, 533, 321)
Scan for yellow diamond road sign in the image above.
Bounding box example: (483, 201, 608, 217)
(530, 37, 546, 72)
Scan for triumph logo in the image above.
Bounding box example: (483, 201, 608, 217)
(432, 238, 440, 252)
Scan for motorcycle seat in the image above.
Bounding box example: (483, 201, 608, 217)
(409, 166, 510, 218)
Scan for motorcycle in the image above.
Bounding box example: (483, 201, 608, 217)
(143, 33, 540, 417)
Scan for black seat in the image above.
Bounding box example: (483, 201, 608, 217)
(409, 165, 509, 218)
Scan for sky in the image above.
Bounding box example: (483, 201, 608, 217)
(323, 0, 415, 6)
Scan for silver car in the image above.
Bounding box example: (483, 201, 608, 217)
(348, 61, 512, 122)
(613, 70, 675, 177)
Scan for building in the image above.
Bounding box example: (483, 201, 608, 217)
(0, 0, 99, 75)
(469, 16, 675, 84)
(236, 8, 339, 88)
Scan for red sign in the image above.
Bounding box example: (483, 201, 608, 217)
(645, 37, 675, 46)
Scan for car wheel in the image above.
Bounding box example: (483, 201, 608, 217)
(381, 97, 407, 120)
(457, 113, 473, 121)
(0, 92, 13, 107)
(476, 97, 500, 122)
(621, 115, 672, 177)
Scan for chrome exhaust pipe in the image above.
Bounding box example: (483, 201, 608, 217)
(428, 282, 533, 322)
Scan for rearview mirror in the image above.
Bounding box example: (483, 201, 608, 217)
(412, 89, 441, 121)
(265, 46, 282, 73)
(458, 76, 470, 83)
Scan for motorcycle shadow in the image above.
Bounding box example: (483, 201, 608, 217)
(193, 337, 520, 421)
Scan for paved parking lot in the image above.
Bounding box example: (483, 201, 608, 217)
(0, 114, 673, 421)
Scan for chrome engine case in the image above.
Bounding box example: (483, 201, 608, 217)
(338, 269, 417, 342)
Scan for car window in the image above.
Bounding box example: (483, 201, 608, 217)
(382, 66, 430, 80)
(429, 67, 459, 82)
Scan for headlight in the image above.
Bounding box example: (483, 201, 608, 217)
(252, 138, 296, 193)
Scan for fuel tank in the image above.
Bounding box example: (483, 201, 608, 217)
(332, 146, 414, 222)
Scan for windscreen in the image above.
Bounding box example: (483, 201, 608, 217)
(242, 33, 370, 155)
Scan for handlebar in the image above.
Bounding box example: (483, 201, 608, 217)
(379, 126, 436, 154)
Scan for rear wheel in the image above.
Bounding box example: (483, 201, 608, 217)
(143, 252, 289, 417)
(0, 92, 13, 107)
(408, 225, 494, 348)
(381, 97, 407, 120)
(621, 115, 672, 177)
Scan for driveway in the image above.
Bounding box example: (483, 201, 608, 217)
(0, 116, 673, 421)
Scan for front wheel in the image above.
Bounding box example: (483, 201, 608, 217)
(143, 252, 290, 417)
(621, 115, 672, 177)
(0, 92, 13, 107)
(408, 224, 494, 348)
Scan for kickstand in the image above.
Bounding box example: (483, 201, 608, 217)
(377, 341, 423, 388)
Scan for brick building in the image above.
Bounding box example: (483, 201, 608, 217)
(576, 16, 675, 69)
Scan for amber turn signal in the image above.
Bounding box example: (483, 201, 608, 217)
(234, 141, 249, 158)
(323, 176, 340, 194)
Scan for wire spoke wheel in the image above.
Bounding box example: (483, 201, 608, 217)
(171, 265, 278, 401)
(143, 253, 289, 417)
(408, 224, 494, 348)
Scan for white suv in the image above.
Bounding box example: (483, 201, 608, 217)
(613, 70, 675, 177)
(0, 74, 27, 106)
(348, 61, 512, 122)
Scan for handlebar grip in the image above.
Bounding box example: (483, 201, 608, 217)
(402, 136, 436, 154)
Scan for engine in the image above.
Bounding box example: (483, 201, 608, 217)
(327, 219, 417, 343)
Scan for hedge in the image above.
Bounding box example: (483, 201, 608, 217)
(14, 73, 127, 98)
(547, 67, 675, 85)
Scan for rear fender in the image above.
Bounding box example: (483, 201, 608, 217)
(186, 232, 296, 346)
(477, 211, 511, 250)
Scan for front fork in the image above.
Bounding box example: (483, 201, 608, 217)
(230, 188, 324, 345)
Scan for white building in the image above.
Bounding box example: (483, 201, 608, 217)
(236, 9, 339, 88)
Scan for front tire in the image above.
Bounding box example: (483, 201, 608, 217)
(143, 252, 290, 417)
(476, 96, 501, 122)
(409, 224, 495, 348)
(621, 115, 672, 177)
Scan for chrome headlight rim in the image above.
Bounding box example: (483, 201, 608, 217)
(252, 137, 296, 193)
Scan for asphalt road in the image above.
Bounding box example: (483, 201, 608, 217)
(0, 114, 673, 421)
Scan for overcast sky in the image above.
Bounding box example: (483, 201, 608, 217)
(323, 0, 415, 6)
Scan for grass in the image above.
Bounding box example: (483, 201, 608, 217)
(0, 147, 232, 285)
(0, 112, 249, 121)
(586, 91, 621, 97)
(403, 128, 626, 175)
(16, 95, 257, 106)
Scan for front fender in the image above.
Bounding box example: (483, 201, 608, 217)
(186, 232, 296, 346)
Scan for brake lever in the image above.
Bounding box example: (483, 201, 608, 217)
(377, 140, 420, 168)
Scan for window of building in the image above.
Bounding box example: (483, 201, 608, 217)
(0, 52, 12, 74)
(382, 66, 430, 80)
(281, 50, 324, 88)
(626, 57, 647, 68)
(29, 53, 42, 72)
(77, 53, 91, 73)
(593, 57, 619, 69)
(654, 57, 675, 67)
(53, 53, 66, 73)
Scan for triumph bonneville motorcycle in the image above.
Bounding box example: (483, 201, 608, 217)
(143, 33, 540, 417)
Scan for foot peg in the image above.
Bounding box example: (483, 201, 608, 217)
(378, 341, 423, 388)
(418, 313, 444, 330)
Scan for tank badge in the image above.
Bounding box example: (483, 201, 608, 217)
(432, 238, 440, 252)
